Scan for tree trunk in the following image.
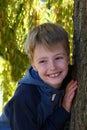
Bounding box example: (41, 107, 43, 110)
(70, 0, 87, 130)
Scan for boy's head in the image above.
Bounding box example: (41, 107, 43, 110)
(24, 22, 70, 62)
(24, 22, 70, 88)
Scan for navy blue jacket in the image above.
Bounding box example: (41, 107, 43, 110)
(0, 66, 72, 130)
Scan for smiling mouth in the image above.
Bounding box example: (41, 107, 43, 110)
(48, 72, 61, 78)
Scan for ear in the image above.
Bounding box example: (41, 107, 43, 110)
(32, 64, 38, 71)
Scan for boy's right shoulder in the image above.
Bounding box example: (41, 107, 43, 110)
(16, 83, 40, 95)
(9, 83, 41, 106)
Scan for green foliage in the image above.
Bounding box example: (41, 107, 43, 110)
(0, 0, 74, 109)
(0, 58, 16, 108)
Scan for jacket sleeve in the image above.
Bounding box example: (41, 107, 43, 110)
(8, 83, 42, 130)
(41, 106, 70, 130)
(9, 95, 70, 130)
(9, 95, 40, 130)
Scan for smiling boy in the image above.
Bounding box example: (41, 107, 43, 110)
(32, 44, 69, 89)
(0, 22, 78, 130)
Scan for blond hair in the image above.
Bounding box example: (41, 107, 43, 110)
(24, 22, 70, 61)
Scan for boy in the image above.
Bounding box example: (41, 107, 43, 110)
(0, 22, 78, 130)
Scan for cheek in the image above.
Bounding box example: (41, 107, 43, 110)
(38, 67, 47, 74)
(57, 60, 69, 67)
(38, 63, 48, 70)
(58, 62, 69, 74)
(34, 65, 46, 75)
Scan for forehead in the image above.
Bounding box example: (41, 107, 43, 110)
(33, 43, 67, 58)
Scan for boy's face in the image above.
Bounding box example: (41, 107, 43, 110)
(32, 43, 70, 89)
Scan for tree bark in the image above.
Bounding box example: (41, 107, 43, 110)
(70, 0, 87, 130)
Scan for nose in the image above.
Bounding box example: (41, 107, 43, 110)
(49, 60, 56, 70)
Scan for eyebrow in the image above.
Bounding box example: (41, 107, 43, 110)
(36, 57, 47, 62)
(36, 53, 66, 61)
(52, 53, 66, 57)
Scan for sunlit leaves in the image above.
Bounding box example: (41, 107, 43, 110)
(0, 57, 16, 107)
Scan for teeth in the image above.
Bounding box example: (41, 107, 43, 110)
(49, 73, 60, 78)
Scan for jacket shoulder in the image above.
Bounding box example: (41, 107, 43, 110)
(13, 84, 41, 105)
